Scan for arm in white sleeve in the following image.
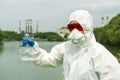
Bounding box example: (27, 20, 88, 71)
(33, 41, 64, 67)
(92, 44, 120, 80)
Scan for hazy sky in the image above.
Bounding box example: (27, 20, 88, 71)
(0, 0, 120, 32)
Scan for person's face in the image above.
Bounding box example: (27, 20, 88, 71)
(67, 21, 84, 33)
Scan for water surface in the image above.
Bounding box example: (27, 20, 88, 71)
(0, 41, 62, 80)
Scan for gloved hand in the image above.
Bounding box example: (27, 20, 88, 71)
(27, 38, 35, 47)
(21, 37, 28, 47)
(21, 37, 35, 47)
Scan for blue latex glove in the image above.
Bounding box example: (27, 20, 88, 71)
(27, 38, 35, 47)
(21, 37, 28, 47)
(21, 37, 35, 47)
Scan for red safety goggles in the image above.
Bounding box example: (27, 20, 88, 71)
(67, 22, 83, 32)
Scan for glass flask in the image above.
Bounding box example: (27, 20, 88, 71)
(17, 34, 36, 61)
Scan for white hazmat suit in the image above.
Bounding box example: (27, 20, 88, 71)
(21, 10, 120, 80)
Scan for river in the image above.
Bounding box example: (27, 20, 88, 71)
(0, 41, 63, 80)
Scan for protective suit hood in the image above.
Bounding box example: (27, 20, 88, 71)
(68, 10, 96, 46)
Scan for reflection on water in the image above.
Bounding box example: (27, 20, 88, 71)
(0, 42, 4, 55)
(0, 41, 62, 80)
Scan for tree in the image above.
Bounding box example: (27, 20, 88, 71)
(15, 31, 25, 40)
(94, 13, 120, 46)
(46, 32, 64, 41)
(2, 31, 17, 40)
(0, 29, 3, 44)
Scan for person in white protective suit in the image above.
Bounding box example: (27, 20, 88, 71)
(20, 10, 120, 80)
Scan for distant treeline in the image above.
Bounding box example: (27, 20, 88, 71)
(94, 13, 120, 46)
(0, 30, 66, 42)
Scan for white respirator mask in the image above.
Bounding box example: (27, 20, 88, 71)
(68, 29, 86, 45)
